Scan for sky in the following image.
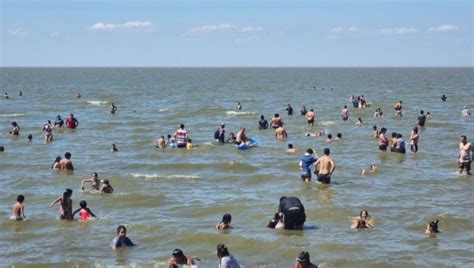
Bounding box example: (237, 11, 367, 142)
(1, 0, 473, 67)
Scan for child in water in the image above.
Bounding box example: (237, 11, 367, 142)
(267, 212, 284, 229)
(216, 213, 232, 229)
(362, 164, 377, 175)
(425, 220, 441, 234)
(351, 209, 373, 229)
(186, 139, 193, 149)
(111, 225, 135, 249)
(99, 179, 114, 194)
(72, 200, 97, 220)
(11, 195, 26, 220)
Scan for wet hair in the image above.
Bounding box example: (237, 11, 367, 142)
(397, 133, 402, 138)
(327, 134, 332, 139)
(51, 156, 61, 168)
(12, 121, 18, 127)
(380, 127, 387, 133)
(216, 243, 230, 257)
(222, 213, 232, 224)
(180, 124, 185, 129)
(306, 148, 314, 154)
(429, 220, 440, 233)
(117, 225, 127, 234)
(17, 195, 25, 203)
(324, 148, 330, 155)
(62, 188, 73, 205)
(27, 134, 32, 140)
(460, 135, 467, 140)
(420, 110, 424, 114)
(79, 200, 87, 208)
(260, 115, 265, 119)
(64, 152, 71, 159)
(103, 179, 110, 184)
(360, 210, 369, 218)
(274, 113, 279, 117)
(344, 105, 347, 108)
(391, 132, 397, 138)
(296, 251, 311, 264)
(172, 248, 184, 258)
(413, 127, 418, 133)
(288, 144, 294, 149)
(0, 146, 4, 152)
(187, 139, 192, 143)
(337, 133, 342, 138)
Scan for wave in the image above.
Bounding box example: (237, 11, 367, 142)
(129, 173, 200, 180)
(158, 108, 170, 112)
(319, 120, 337, 126)
(0, 113, 24, 117)
(226, 111, 257, 116)
(87, 100, 108, 106)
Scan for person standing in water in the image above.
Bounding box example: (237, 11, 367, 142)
(278, 196, 306, 230)
(275, 125, 288, 140)
(236, 102, 242, 110)
(394, 100, 403, 117)
(66, 114, 79, 129)
(174, 124, 188, 148)
(418, 110, 426, 127)
(458, 135, 472, 175)
(11, 195, 26, 220)
(58, 152, 74, 170)
(270, 113, 284, 129)
(293, 251, 318, 268)
(49, 188, 73, 220)
(216, 243, 240, 268)
(305, 109, 315, 127)
(111, 225, 135, 249)
(314, 148, 336, 184)
(286, 104, 294, 116)
(258, 115, 269, 130)
(300, 148, 317, 182)
(341, 105, 349, 122)
(110, 103, 117, 114)
(410, 127, 419, 153)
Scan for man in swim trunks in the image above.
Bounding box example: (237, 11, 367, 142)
(314, 148, 335, 184)
(300, 149, 317, 182)
(458, 135, 472, 175)
(275, 126, 288, 139)
(174, 124, 188, 148)
(278, 196, 306, 230)
(305, 109, 315, 126)
(341, 105, 349, 122)
(270, 113, 283, 129)
(66, 114, 79, 129)
(394, 100, 403, 117)
(58, 152, 74, 170)
(235, 127, 248, 143)
(54, 115, 64, 128)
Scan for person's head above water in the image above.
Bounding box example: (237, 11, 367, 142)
(296, 251, 312, 265)
(64, 152, 71, 159)
(180, 124, 185, 129)
(427, 220, 440, 233)
(216, 243, 230, 258)
(221, 213, 232, 224)
(324, 148, 330, 155)
(260, 115, 265, 119)
(288, 144, 294, 149)
(79, 200, 87, 208)
(306, 148, 314, 154)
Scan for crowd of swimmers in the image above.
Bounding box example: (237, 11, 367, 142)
(2, 91, 473, 267)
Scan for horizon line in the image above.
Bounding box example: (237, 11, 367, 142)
(1, 65, 473, 68)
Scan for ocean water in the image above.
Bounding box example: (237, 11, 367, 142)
(0, 67, 473, 267)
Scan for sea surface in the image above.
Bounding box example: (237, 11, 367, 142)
(0, 67, 473, 268)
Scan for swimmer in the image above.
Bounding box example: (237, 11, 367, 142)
(287, 143, 297, 153)
(167, 134, 177, 148)
(362, 164, 377, 175)
(293, 251, 318, 268)
(155, 136, 166, 148)
(51, 156, 61, 169)
(335, 133, 342, 140)
(378, 128, 388, 151)
(325, 134, 333, 143)
(425, 220, 441, 234)
(174, 124, 188, 148)
(300, 106, 307, 116)
(286, 104, 294, 116)
(236, 101, 242, 110)
(27, 134, 33, 142)
(356, 117, 363, 126)
(441, 94, 447, 102)
(111, 144, 118, 152)
(395, 133, 406, 154)
(65, 114, 79, 129)
(305, 109, 315, 127)
(390, 132, 398, 152)
(458, 135, 472, 175)
(186, 139, 193, 149)
(216, 213, 232, 230)
(236, 127, 248, 143)
(314, 148, 335, 184)
(258, 115, 269, 130)
(111, 225, 135, 249)
(10, 121, 20, 135)
(4, 92, 9, 99)
(76, 92, 81, 98)
(11, 195, 26, 220)
(461, 106, 471, 116)
(394, 100, 403, 117)
(418, 110, 426, 127)
(275, 126, 288, 139)
(49, 188, 73, 220)
(110, 103, 117, 114)
(270, 113, 284, 129)
(351, 210, 373, 229)
(58, 152, 74, 170)
(81, 172, 105, 191)
(72, 200, 96, 220)
(168, 248, 196, 267)
(341, 105, 349, 122)
(99, 179, 114, 194)
(215, 123, 226, 143)
(18, 91, 23, 96)
(43, 124, 53, 143)
(54, 115, 64, 128)
(300, 148, 317, 182)
(410, 127, 419, 153)
(227, 132, 237, 144)
(372, 125, 379, 139)
(426, 112, 432, 119)
(216, 244, 241, 268)
(267, 212, 284, 229)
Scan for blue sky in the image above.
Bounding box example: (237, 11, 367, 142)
(1, 0, 472, 66)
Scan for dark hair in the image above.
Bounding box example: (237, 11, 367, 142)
(79, 200, 87, 208)
(391, 132, 397, 138)
(12, 121, 18, 127)
(27, 134, 32, 140)
(274, 113, 279, 117)
(397, 133, 402, 138)
(413, 127, 418, 133)
(17, 195, 25, 203)
(180, 124, 185, 129)
(327, 134, 332, 139)
(62, 188, 73, 205)
(261, 115, 264, 119)
(356, 219, 367, 228)
(172, 248, 184, 258)
(103, 179, 110, 184)
(380, 127, 387, 133)
(117, 225, 127, 234)
(429, 220, 440, 233)
(337, 133, 342, 138)
(296, 251, 310, 263)
(360, 210, 369, 218)
(306, 148, 314, 154)
(216, 243, 230, 257)
(0, 146, 4, 152)
(420, 110, 424, 114)
(288, 144, 293, 149)
(51, 156, 61, 168)
(324, 148, 330, 155)
(64, 152, 71, 159)
(222, 213, 232, 224)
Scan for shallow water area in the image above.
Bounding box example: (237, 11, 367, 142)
(0, 67, 473, 267)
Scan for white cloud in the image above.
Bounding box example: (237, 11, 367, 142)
(330, 26, 359, 33)
(240, 26, 264, 32)
(428, 24, 459, 32)
(8, 28, 28, 37)
(189, 24, 235, 33)
(377, 27, 417, 35)
(89, 21, 154, 31)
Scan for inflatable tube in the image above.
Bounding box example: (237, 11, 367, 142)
(236, 138, 258, 150)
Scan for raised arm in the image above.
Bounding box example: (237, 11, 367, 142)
(49, 196, 62, 207)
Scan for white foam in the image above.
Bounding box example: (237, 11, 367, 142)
(319, 120, 336, 126)
(0, 113, 24, 117)
(158, 108, 170, 112)
(226, 111, 257, 116)
(129, 173, 200, 180)
(87, 100, 108, 106)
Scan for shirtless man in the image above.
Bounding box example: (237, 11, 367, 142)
(314, 148, 335, 184)
(458, 135, 472, 175)
(341, 105, 349, 122)
(305, 109, 315, 127)
(66, 114, 79, 129)
(58, 152, 74, 170)
(11, 195, 26, 220)
(236, 127, 248, 143)
(394, 100, 403, 117)
(155, 136, 166, 148)
(270, 113, 284, 129)
(275, 126, 288, 139)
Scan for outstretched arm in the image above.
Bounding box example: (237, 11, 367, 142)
(87, 208, 97, 218)
(72, 208, 81, 218)
(49, 196, 62, 207)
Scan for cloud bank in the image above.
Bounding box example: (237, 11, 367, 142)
(377, 27, 417, 35)
(89, 21, 154, 31)
(428, 24, 459, 32)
